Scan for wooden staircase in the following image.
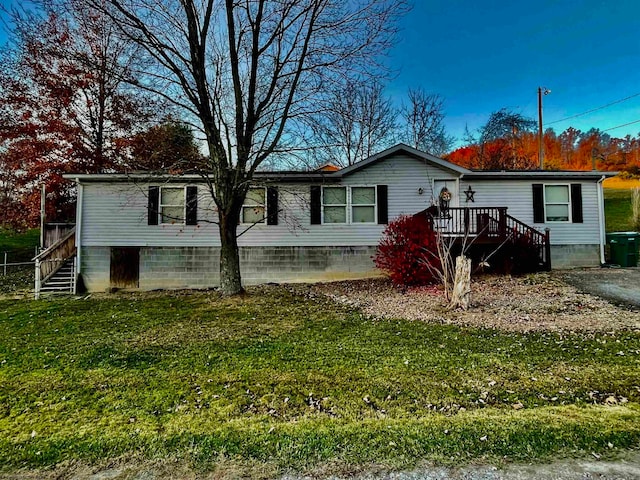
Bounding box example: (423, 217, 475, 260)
(487, 212, 551, 272)
(38, 257, 76, 295)
(34, 228, 77, 298)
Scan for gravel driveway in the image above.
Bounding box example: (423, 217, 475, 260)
(559, 267, 640, 309)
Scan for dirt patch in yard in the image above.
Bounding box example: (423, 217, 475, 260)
(297, 273, 640, 333)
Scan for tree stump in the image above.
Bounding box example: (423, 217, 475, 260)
(448, 255, 471, 310)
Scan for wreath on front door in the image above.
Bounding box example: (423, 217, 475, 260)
(439, 187, 451, 211)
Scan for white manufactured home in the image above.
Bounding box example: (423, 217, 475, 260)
(36, 144, 613, 293)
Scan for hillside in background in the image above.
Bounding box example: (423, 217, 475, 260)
(447, 127, 640, 172)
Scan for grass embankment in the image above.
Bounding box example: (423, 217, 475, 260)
(0, 228, 39, 259)
(603, 177, 640, 233)
(1, 287, 639, 474)
(0, 229, 39, 294)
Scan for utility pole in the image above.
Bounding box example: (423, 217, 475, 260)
(538, 87, 550, 169)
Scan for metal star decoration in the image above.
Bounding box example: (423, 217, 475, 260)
(464, 185, 476, 203)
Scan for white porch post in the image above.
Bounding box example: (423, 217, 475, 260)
(34, 259, 41, 300)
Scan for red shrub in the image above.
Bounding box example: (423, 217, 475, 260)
(373, 214, 441, 286)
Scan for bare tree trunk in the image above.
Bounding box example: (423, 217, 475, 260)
(435, 231, 455, 301)
(448, 255, 471, 310)
(219, 212, 244, 296)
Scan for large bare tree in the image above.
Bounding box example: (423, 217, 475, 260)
(75, 0, 407, 294)
(306, 78, 397, 167)
(400, 88, 454, 156)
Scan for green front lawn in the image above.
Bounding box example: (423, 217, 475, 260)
(1, 288, 639, 474)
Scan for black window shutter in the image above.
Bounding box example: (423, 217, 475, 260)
(377, 185, 388, 224)
(310, 185, 321, 224)
(186, 186, 198, 225)
(532, 184, 544, 223)
(148, 186, 159, 225)
(571, 183, 583, 223)
(267, 187, 278, 225)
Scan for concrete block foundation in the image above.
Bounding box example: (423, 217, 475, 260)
(80, 245, 378, 292)
(79, 243, 600, 292)
(550, 244, 600, 269)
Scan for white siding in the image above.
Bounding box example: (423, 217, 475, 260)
(81, 182, 218, 247)
(78, 154, 602, 248)
(459, 179, 600, 245)
(80, 155, 455, 248)
(341, 154, 458, 214)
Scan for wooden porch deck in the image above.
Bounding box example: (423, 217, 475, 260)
(414, 206, 551, 271)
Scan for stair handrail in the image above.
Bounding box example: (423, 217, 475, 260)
(504, 214, 546, 242)
(33, 228, 76, 262)
(415, 207, 551, 271)
(504, 214, 551, 270)
(34, 228, 76, 299)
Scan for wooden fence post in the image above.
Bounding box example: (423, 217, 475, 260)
(2, 252, 6, 276)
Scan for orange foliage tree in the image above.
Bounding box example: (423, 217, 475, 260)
(448, 113, 640, 173)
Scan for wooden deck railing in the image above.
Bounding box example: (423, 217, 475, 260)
(34, 228, 76, 298)
(43, 223, 76, 249)
(416, 206, 551, 271)
(417, 206, 508, 237)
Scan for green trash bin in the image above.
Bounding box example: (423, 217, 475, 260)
(606, 232, 640, 267)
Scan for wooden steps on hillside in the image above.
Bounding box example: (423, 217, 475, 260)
(38, 258, 76, 295)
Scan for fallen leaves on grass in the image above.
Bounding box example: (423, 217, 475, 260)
(0, 266, 33, 295)
(303, 274, 640, 332)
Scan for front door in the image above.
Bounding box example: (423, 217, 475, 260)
(433, 179, 459, 209)
(432, 179, 459, 232)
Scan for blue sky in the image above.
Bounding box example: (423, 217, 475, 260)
(389, 0, 640, 146)
(2, 0, 639, 147)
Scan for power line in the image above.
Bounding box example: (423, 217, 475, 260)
(546, 92, 640, 125)
(602, 118, 640, 133)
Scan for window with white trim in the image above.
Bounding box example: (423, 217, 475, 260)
(544, 184, 570, 222)
(321, 186, 376, 224)
(351, 186, 376, 223)
(242, 187, 266, 224)
(160, 187, 185, 224)
(322, 187, 347, 224)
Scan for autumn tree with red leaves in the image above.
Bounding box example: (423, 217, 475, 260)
(0, 6, 156, 229)
(453, 109, 537, 170)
